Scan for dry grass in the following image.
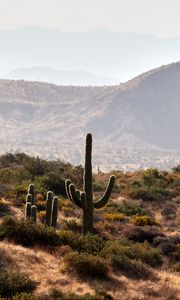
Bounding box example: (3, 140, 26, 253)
(0, 241, 179, 300)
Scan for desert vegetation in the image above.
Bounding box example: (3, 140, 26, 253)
(0, 138, 179, 299)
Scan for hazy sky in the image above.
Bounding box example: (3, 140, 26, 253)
(0, 0, 180, 37)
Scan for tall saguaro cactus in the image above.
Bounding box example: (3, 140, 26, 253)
(65, 133, 115, 234)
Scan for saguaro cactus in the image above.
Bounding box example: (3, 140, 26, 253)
(65, 133, 115, 234)
(51, 196, 58, 228)
(45, 191, 53, 227)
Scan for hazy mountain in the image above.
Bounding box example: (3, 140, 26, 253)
(5, 67, 118, 86)
(1, 27, 180, 82)
(0, 62, 180, 170)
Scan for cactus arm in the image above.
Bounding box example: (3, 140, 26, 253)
(84, 133, 93, 204)
(51, 196, 58, 228)
(25, 202, 31, 219)
(65, 179, 73, 201)
(45, 191, 53, 226)
(28, 184, 35, 205)
(94, 175, 115, 209)
(80, 192, 86, 209)
(69, 184, 82, 208)
(31, 205, 37, 223)
(26, 194, 32, 204)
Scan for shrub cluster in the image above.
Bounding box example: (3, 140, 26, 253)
(0, 270, 38, 298)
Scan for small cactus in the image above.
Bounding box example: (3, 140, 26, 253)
(51, 196, 58, 228)
(45, 191, 53, 227)
(31, 205, 37, 223)
(65, 133, 115, 234)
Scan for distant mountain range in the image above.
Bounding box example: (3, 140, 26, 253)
(0, 61, 180, 170)
(1, 26, 180, 83)
(5, 67, 118, 86)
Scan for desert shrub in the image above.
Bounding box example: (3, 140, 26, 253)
(162, 203, 176, 220)
(170, 262, 180, 273)
(61, 219, 82, 232)
(36, 201, 46, 211)
(0, 168, 16, 184)
(0, 217, 60, 247)
(40, 172, 65, 195)
(153, 236, 180, 257)
(127, 185, 170, 201)
(104, 213, 126, 222)
(116, 202, 148, 216)
(111, 255, 152, 279)
(58, 230, 78, 249)
(62, 206, 74, 217)
(123, 225, 165, 243)
(0, 270, 38, 298)
(37, 211, 46, 223)
(0, 199, 10, 214)
(76, 233, 105, 254)
(64, 251, 109, 277)
(132, 215, 157, 226)
(100, 240, 162, 267)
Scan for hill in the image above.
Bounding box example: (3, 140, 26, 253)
(5, 67, 118, 86)
(1, 27, 180, 81)
(0, 62, 180, 170)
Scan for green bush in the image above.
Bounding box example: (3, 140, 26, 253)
(76, 233, 106, 254)
(111, 255, 152, 279)
(0, 217, 61, 248)
(116, 202, 148, 216)
(100, 240, 162, 267)
(64, 251, 109, 278)
(0, 270, 38, 298)
(127, 185, 170, 201)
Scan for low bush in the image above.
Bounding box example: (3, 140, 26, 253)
(104, 213, 126, 222)
(100, 240, 162, 267)
(170, 262, 180, 273)
(37, 211, 46, 223)
(64, 251, 109, 277)
(0, 199, 10, 215)
(0, 217, 77, 249)
(132, 215, 157, 226)
(76, 233, 105, 254)
(123, 224, 165, 243)
(61, 219, 82, 232)
(116, 202, 148, 216)
(127, 185, 170, 201)
(112, 255, 152, 279)
(62, 206, 74, 217)
(0, 270, 38, 298)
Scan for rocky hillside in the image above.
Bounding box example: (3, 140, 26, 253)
(0, 62, 180, 170)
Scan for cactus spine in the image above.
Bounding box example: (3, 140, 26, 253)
(45, 191, 53, 226)
(51, 196, 58, 228)
(65, 133, 115, 234)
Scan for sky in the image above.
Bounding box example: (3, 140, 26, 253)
(0, 0, 180, 37)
